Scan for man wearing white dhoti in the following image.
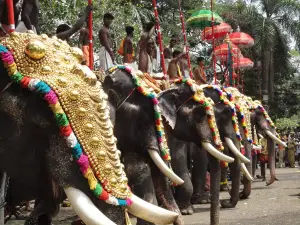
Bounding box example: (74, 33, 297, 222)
(98, 13, 115, 71)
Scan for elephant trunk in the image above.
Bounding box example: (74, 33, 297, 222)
(224, 137, 251, 164)
(64, 187, 179, 225)
(202, 142, 234, 163)
(240, 141, 253, 199)
(148, 149, 184, 185)
(266, 136, 277, 186)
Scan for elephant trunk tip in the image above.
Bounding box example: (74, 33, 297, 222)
(266, 176, 277, 186)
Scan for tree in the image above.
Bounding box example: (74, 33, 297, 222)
(218, 0, 300, 107)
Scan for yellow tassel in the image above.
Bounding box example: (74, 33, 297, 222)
(84, 168, 98, 190)
(125, 209, 132, 225)
(8, 63, 17, 74)
(50, 102, 64, 114)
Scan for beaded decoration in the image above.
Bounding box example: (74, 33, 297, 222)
(203, 85, 242, 142)
(222, 88, 253, 144)
(0, 45, 132, 207)
(173, 78, 224, 151)
(108, 65, 171, 161)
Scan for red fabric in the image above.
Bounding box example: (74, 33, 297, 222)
(259, 154, 268, 163)
(60, 125, 72, 136)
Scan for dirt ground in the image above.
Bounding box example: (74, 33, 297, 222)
(6, 167, 300, 225)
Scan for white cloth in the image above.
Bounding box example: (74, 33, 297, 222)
(153, 45, 160, 72)
(15, 21, 36, 33)
(99, 47, 114, 71)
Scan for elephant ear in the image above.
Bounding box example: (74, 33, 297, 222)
(157, 88, 177, 129)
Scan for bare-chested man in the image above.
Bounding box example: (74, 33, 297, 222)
(193, 56, 207, 85)
(163, 35, 178, 69)
(118, 26, 135, 64)
(79, 25, 90, 67)
(56, 5, 92, 42)
(98, 13, 114, 70)
(138, 22, 155, 73)
(167, 50, 187, 81)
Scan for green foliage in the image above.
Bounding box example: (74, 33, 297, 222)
(276, 115, 299, 130)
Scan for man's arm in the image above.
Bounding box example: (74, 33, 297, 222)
(21, 0, 35, 30)
(173, 53, 186, 63)
(0, 0, 6, 34)
(56, 5, 92, 40)
(99, 28, 115, 62)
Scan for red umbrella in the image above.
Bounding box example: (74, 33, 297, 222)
(229, 32, 254, 48)
(201, 22, 232, 42)
(233, 57, 254, 69)
(214, 43, 241, 61)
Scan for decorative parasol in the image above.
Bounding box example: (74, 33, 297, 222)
(229, 32, 254, 48)
(186, 9, 223, 29)
(201, 22, 232, 42)
(214, 43, 241, 61)
(233, 57, 254, 69)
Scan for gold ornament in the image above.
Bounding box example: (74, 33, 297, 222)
(0, 32, 131, 199)
(25, 40, 47, 60)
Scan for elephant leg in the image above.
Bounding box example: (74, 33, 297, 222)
(151, 162, 184, 225)
(124, 153, 156, 225)
(191, 145, 210, 204)
(171, 141, 193, 215)
(221, 158, 241, 208)
(209, 155, 220, 225)
(240, 143, 253, 199)
(220, 166, 229, 192)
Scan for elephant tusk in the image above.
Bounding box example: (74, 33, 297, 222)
(224, 137, 251, 164)
(127, 194, 178, 225)
(148, 150, 184, 185)
(64, 187, 116, 225)
(265, 130, 287, 148)
(258, 133, 264, 139)
(241, 163, 254, 181)
(253, 145, 262, 151)
(202, 142, 234, 163)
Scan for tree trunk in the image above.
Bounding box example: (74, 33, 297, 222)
(262, 46, 271, 107)
(268, 49, 274, 101)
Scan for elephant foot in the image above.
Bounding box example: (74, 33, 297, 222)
(24, 217, 38, 225)
(220, 184, 229, 192)
(220, 199, 237, 208)
(191, 192, 211, 204)
(71, 219, 85, 225)
(180, 205, 194, 215)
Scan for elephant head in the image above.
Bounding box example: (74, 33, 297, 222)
(0, 32, 178, 225)
(197, 85, 249, 164)
(157, 79, 234, 163)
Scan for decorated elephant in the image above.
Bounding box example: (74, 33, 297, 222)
(0, 32, 179, 225)
(186, 84, 252, 209)
(223, 87, 287, 199)
(102, 67, 234, 225)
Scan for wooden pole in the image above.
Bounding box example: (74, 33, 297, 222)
(6, 0, 15, 33)
(211, 0, 216, 84)
(88, 0, 93, 70)
(152, 0, 167, 79)
(177, 0, 192, 78)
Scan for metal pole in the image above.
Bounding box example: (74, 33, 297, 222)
(211, 0, 216, 84)
(88, 0, 93, 70)
(0, 172, 7, 225)
(152, 0, 167, 79)
(177, 0, 192, 78)
(6, 0, 15, 33)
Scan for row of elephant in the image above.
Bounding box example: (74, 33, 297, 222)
(0, 32, 286, 225)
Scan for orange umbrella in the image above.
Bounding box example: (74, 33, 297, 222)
(229, 32, 254, 48)
(201, 22, 232, 42)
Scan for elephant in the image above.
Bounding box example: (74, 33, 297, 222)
(0, 32, 179, 225)
(157, 79, 235, 225)
(222, 87, 287, 199)
(187, 84, 251, 209)
(102, 66, 234, 225)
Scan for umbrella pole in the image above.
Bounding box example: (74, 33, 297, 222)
(211, 0, 216, 84)
(88, 0, 93, 70)
(152, 0, 167, 79)
(6, 0, 15, 33)
(178, 0, 192, 78)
